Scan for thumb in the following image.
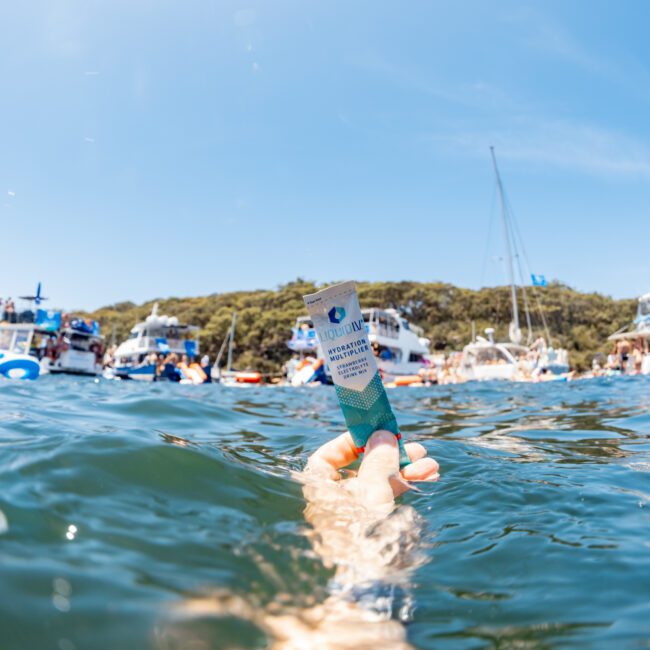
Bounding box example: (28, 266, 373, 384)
(357, 430, 400, 480)
(355, 430, 399, 508)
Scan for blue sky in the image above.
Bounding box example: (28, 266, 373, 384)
(2, 1, 649, 310)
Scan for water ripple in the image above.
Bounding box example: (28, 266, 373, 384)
(1, 375, 649, 648)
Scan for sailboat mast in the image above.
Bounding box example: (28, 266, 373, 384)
(490, 146, 520, 336)
(226, 312, 237, 372)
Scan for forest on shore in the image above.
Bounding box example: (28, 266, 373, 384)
(86, 280, 638, 373)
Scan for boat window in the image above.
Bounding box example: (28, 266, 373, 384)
(401, 319, 411, 331)
(408, 352, 424, 363)
(13, 330, 32, 354)
(376, 313, 399, 339)
(377, 346, 402, 362)
(296, 317, 313, 328)
(70, 333, 91, 351)
(639, 300, 650, 317)
(128, 331, 139, 339)
(362, 310, 373, 323)
(474, 347, 510, 364)
(0, 329, 13, 350)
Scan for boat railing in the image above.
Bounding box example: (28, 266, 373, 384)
(138, 336, 195, 350)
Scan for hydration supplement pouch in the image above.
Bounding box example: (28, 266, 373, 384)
(303, 281, 410, 468)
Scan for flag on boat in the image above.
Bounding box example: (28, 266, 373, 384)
(35, 309, 61, 332)
(184, 339, 197, 357)
(531, 274, 547, 287)
(155, 337, 170, 353)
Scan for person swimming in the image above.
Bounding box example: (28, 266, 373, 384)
(163, 430, 439, 649)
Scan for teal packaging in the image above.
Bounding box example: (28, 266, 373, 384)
(303, 281, 410, 468)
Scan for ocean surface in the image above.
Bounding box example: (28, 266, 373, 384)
(1, 376, 649, 650)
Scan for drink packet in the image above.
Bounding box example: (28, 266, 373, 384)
(303, 281, 410, 467)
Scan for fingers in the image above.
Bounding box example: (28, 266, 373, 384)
(305, 430, 440, 494)
(390, 458, 440, 497)
(305, 432, 358, 479)
(401, 457, 439, 482)
(405, 442, 427, 462)
(357, 430, 399, 481)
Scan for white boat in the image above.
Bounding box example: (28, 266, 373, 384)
(365, 307, 431, 379)
(460, 148, 570, 382)
(287, 307, 431, 383)
(608, 291, 650, 375)
(460, 328, 529, 382)
(113, 304, 200, 381)
(0, 284, 104, 378)
(41, 321, 104, 376)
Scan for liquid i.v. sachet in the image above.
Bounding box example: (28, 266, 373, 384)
(303, 281, 410, 468)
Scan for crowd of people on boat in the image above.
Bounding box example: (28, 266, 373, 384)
(591, 337, 649, 376)
(102, 345, 213, 383)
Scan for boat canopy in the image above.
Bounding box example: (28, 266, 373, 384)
(609, 330, 650, 341)
(464, 340, 529, 365)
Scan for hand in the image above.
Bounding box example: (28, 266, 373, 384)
(304, 430, 439, 498)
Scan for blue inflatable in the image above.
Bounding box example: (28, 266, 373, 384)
(0, 352, 40, 380)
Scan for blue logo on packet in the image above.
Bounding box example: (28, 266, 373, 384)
(328, 306, 346, 324)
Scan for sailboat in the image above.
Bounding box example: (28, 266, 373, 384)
(459, 147, 570, 382)
(211, 313, 262, 385)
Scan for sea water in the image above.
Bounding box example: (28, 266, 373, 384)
(1, 376, 649, 649)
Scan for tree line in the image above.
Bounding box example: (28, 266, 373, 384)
(86, 279, 637, 372)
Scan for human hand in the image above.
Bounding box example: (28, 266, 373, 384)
(304, 430, 439, 499)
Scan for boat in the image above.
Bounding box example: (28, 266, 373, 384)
(459, 148, 570, 382)
(113, 304, 200, 381)
(0, 284, 103, 378)
(211, 313, 263, 385)
(364, 307, 431, 379)
(286, 316, 329, 385)
(40, 318, 104, 376)
(607, 291, 650, 375)
(460, 328, 530, 382)
(287, 308, 431, 384)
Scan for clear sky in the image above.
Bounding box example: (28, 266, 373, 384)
(2, 1, 649, 310)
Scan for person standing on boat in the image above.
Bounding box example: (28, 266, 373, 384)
(616, 339, 632, 373)
(4, 298, 15, 323)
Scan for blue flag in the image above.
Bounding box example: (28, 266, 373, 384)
(155, 337, 170, 353)
(184, 339, 197, 357)
(531, 274, 547, 287)
(35, 309, 61, 332)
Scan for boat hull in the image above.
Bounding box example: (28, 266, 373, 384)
(41, 351, 101, 377)
(114, 364, 157, 381)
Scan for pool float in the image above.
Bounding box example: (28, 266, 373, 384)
(235, 372, 262, 384)
(393, 374, 424, 387)
(291, 358, 325, 386)
(0, 351, 41, 380)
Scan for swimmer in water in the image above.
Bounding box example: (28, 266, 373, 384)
(166, 431, 439, 650)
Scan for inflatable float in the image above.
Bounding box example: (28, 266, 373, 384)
(0, 351, 41, 380)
